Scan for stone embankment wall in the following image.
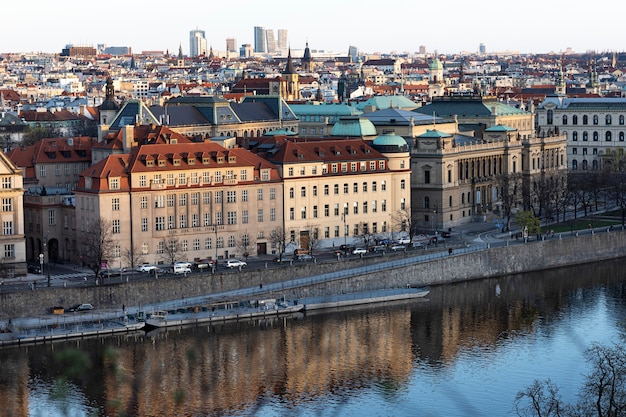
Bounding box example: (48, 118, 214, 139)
(2, 230, 625, 318)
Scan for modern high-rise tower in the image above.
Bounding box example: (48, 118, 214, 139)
(254, 26, 266, 53)
(266, 30, 276, 53)
(189, 29, 206, 57)
(277, 29, 288, 50)
(226, 38, 237, 53)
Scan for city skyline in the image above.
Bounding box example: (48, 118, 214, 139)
(3, 0, 625, 56)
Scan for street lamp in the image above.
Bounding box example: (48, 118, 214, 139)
(43, 237, 51, 287)
(342, 208, 348, 246)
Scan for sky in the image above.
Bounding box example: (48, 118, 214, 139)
(4, 0, 623, 56)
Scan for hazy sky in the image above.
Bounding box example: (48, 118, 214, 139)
(4, 0, 622, 55)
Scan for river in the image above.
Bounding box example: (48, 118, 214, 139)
(1, 258, 625, 417)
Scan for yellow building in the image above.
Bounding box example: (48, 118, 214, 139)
(0, 152, 26, 276)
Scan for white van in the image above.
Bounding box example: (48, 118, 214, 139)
(173, 265, 191, 275)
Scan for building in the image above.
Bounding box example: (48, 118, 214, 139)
(250, 134, 411, 250)
(0, 152, 26, 276)
(189, 29, 207, 57)
(277, 30, 288, 50)
(536, 96, 626, 171)
(266, 30, 276, 53)
(254, 26, 266, 53)
(75, 140, 284, 268)
(226, 38, 237, 53)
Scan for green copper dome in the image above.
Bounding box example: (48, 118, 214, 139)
(330, 116, 378, 138)
(371, 131, 409, 153)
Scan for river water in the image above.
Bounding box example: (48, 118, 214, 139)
(1, 259, 625, 417)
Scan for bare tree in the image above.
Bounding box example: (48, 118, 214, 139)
(495, 173, 522, 231)
(303, 223, 323, 256)
(269, 226, 288, 262)
(355, 222, 377, 249)
(159, 237, 182, 265)
(123, 245, 143, 271)
(235, 232, 256, 261)
(81, 217, 115, 278)
(391, 208, 419, 241)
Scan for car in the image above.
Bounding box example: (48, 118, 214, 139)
(193, 260, 214, 270)
(99, 267, 127, 277)
(397, 237, 411, 244)
(27, 264, 41, 274)
(153, 267, 172, 275)
(429, 235, 445, 245)
(174, 261, 192, 268)
(173, 265, 192, 275)
(411, 241, 425, 249)
(352, 247, 367, 255)
(273, 256, 289, 263)
(372, 245, 387, 253)
(68, 303, 94, 312)
(390, 244, 406, 251)
(137, 264, 157, 272)
(295, 254, 315, 262)
(440, 230, 451, 238)
(225, 259, 247, 269)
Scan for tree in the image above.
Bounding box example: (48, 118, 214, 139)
(495, 173, 522, 231)
(269, 226, 288, 262)
(355, 222, 377, 249)
(21, 126, 59, 146)
(514, 210, 541, 239)
(81, 217, 115, 278)
(159, 237, 182, 265)
(303, 223, 323, 256)
(123, 245, 143, 271)
(235, 232, 255, 261)
(515, 343, 626, 417)
(391, 208, 419, 241)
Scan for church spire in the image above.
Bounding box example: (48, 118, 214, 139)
(284, 47, 296, 74)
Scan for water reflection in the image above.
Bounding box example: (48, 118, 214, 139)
(1, 259, 625, 416)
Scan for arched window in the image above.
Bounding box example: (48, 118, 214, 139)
(583, 115, 588, 125)
(592, 160, 599, 170)
(582, 160, 588, 170)
(462, 193, 465, 204)
(424, 196, 430, 209)
(289, 187, 294, 198)
(606, 114, 612, 125)
(573, 115, 578, 125)
(572, 131, 578, 141)
(572, 159, 578, 170)
(620, 115, 625, 125)
(606, 131, 612, 141)
(562, 115, 568, 125)
(593, 115, 599, 125)
(593, 131, 599, 141)
(583, 131, 588, 141)
(620, 132, 625, 142)
(449, 196, 453, 207)
(547, 109, 553, 125)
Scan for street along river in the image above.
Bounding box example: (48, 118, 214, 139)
(1, 258, 625, 417)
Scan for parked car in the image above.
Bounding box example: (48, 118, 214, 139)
(397, 237, 411, 244)
(372, 245, 387, 253)
(193, 260, 214, 270)
(67, 303, 94, 312)
(174, 261, 192, 268)
(294, 248, 310, 255)
(137, 264, 157, 273)
(440, 230, 451, 238)
(27, 264, 41, 274)
(273, 256, 288, 263)
(99, 267, 127, 278)
(390, 244, 406, 251)
(225, 259, 247, 269)
(429, 235, 445, 245)
(411, 241, 425, 249)
(352, 247, 367, 255)
(173, 265, 192, 275)
(295, 254, 315, 262)
(153, 267, 171, 275)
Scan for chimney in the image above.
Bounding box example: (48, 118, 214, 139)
(122, 125, 134, 152)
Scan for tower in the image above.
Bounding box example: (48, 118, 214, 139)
(254, 26, 266, 53)
(281, 48, 299, 100)
(301, 42, 313, 72)
(189, 29, 206, 57)
(428, 55, 445, 98)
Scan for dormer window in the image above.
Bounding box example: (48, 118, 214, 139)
(109, 178, 120, 190)
(146, 160, 154, 167)
(158, 159, 166, 167)
(202, 157, 210, 164)
(217, 156, 225, 164)
(228, 154, 236, 163)
(188, 157, 195, 165)
(172, 158, 181, 166)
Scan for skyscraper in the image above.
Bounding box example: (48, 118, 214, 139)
(254, 26, 266, 53)
(277, 29, 288, 50)
(266, 29, 276, 53)
(189, 29, 206, 57)
(226, 38, 237, 53)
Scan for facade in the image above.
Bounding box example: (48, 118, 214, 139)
(226, 38, 237, 53)
(0, 152, 26, 276)
(536, 96, 626, 171)
(254, 27, 266, 53)
(189, 29, 207, 57)
(277, 30, 288, 50)
(251, 135, 411, 250)
(411, 124, 567, 231)
(75, 141, 284, 268)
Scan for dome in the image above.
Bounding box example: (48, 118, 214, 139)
(371, 131, 409, 153)
(430, 57, 443, 71)
(330, 116, 377, 138)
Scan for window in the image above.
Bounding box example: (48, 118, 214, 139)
(370, 161, 376, 171)
(382, 199, 387, 212)
(593, 131, 598, 141)
(270, 188, 276, 200)
(141, 218, 148, 232)
(270, 207, 276, 221)
(620, 115, 625, 125)
(111, 197, 120, 211)
(301, 207, 307, 219)
(216, 212, 223, 225)
(155, 216, 165, 230)
(227, 211, 237, 225)
(572, 148, 577, 155)
(313, 186, 317, 196)
(167, 174, 175, 185)
(192, 213, 199, 227)
(372, 181, 377, 192)
(112, 219, 120, 234)
(227, 191, 236, 203)
(48, 209, 56, 225)
(257, 189, 263, 201)
(193, 238, 200, 251)
(288, 167, 294, 176)
(242, 190, 248, 202)
(424, 170, 430, 184)
(289, 207, 294, 220)
(363, 201, 368, 214)
(1, 178, 11, 189)
(583, 131, 588, 141)
(4, 244, 14, 258)
(191, 193, 199, 205)
(324, 185, 329, 195)
(109, 178, 119, 189)
(562, 115, 568, 125)
(139, 175, 147, 187)
(157, 241, 165, 254)
(401, 179, 406, 190)
(203, 192, 210, 204)
(353, 183, 358, 193)
(372, 200, 377, 213)
(301, 187, 306, 197)
(215, 191, 223, 203)
(182, 240, 188, 252)
(620, 132, 625, 142)
(334, 184, 339, 195)
(140, 196, 148, 209)
(179, 173, 187, 185)
(289, 188, 294, 199)
(583, 115, 588, 125)
(313, 205, 318, 218)
(573, 115, 578, 125)
(2, 221, 13, 235)
(142, 243, 149, 255)
(205, 237, 212, 250)
(606, 115, 612, 125)
(547, 109, 553, 125)
(593, 115, 598, 125)
(606, 131, 612, 141)
(179, 194, 187, 206)
(228, 236, 236, 248)
(240, 169, 247, 181)
(363, 182, 367, 192)
(353, 202, 358, 215)
(168, 215, 175, 229)
(258, 209, 264, 222)
(40, 165, 46, 177)
(572, 131, 578, 141)
(381, 181, 387, 191)
(325, 204, 330, 217)
(203, 213, 211, 226)
(167, 194, 175, 207)
(331, 164, 338, 173)
(155, 196, 164, 208)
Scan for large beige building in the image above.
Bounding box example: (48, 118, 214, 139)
(0, 152, 26, 276)
(75, 140, 283, 268)
(250, 133, 412, 249)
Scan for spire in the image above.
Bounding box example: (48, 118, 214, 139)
(284, 47, 296, 74)
(178, 44, 184, 60)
